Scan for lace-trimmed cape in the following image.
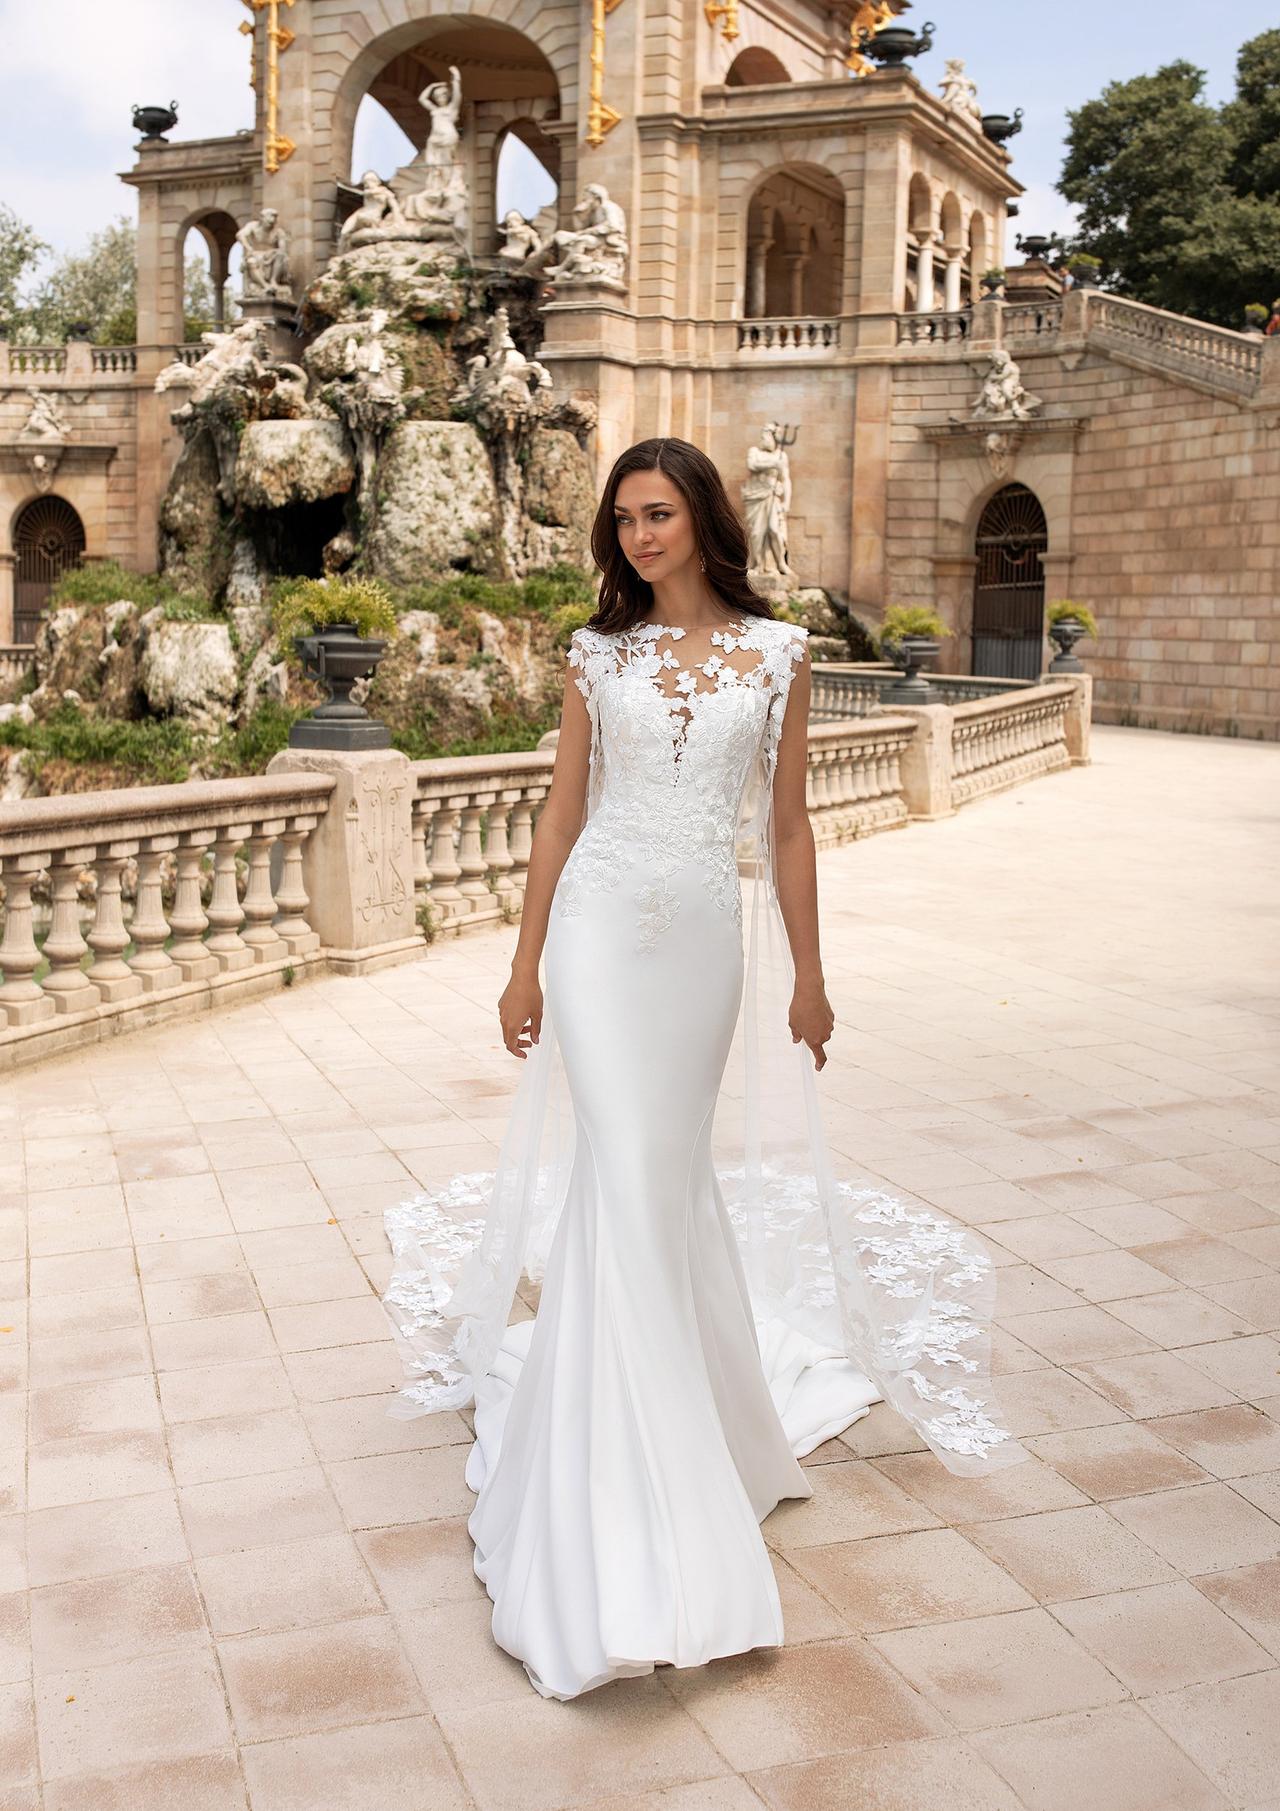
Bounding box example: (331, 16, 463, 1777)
(383, 615, 1025, 1477)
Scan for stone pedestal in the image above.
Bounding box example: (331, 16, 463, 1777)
(238, 295, 299, 360)
(882, 704, 955, 820)
(1063, 673, 1093, 766)
(264, 748, 423, 974)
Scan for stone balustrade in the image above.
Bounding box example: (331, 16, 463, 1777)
(0, 677, 1090, 1068)
(2, 346, 68, 376)
(90, 346, 139, 374)
(737, 318, 842, 353)
(811, 664, 1032, 720)
(1003, 301, 1063, 341)
(0, 773, 334, 1066)
(897, 310, 970, 346)
(1087, 295, 1263, 397)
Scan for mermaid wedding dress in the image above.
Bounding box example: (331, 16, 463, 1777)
(381, 614, 1023, 1701)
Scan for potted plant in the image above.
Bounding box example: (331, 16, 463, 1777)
(273, 575, 399, 750)
(1244, 303, 1269, 336)
(1046, 599, 1098, 673)
(979, 267, 1006, 297)
(877, 604, 952, 704)
(1066, 251, 1102, 290)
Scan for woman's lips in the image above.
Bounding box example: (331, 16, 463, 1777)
(634, 552, 661, 562)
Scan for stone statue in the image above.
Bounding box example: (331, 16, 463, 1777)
(402, 64, 468, 243)
(498, 209, 543, 265)
(972, 349, 1041, 422)
(154, 319, 304, 500)
(20, 390, 69, 443)
(452, 306, 552, 438)
(741, 423, 796, 580)
(526, 185, 629, 287)
(939, 58, 982, 125)
(334, 307, 407, 501)
(341, 171, 406, 244)
(237, 207, 293, 300)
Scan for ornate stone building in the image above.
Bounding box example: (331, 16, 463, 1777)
(0, 0, 1274, 736)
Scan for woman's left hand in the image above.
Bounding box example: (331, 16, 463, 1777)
(789, 979, 835, 1071)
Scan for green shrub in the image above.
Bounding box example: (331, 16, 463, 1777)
(0, 704, 196, 785)
(205, 698, 309, 776)
(1047, 599, 1100, 640)
(271, 576, 399, 647)
(50, 560, 212, 619)
(877, 604, 951, 651)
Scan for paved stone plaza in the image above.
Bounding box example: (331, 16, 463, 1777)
(2, 722, 1279, 1810)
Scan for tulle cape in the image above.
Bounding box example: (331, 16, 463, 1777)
(382, 641, 1026, 1478)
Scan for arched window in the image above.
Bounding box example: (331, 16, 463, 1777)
(13, 497, 85, 645)
(180, 212, 240, 338)
(725, 48, 790, 87)
(972, 483, 1048, 680)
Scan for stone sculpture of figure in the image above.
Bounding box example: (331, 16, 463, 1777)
(20, 390, 69, 442)
(526, 185, 629, 286)
(741, 423, 796, 579)
(452, 305, 552, 438)
(421, 65, 463, 171)
(402, 64, 468, 240)
(154, 320, 267, 403)
(498, 208, 543, 265)
(237, 208, 293, 299)
(939, 58, 982, 125)
(972, 349, 1041, 422)
(341, 171, 406, 243)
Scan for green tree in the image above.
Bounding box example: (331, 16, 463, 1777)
(1059, 33, 1280, 326)
(0, 203, 49, 330)
(20, 216, 136, 343)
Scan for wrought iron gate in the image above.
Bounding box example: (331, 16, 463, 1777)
(13, 497, 85, 644)
(972, 483, 1047, 680)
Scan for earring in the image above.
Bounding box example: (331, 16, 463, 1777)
(699, 556, 706, 573)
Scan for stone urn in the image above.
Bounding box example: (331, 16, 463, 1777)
(882, 635, 940, 705)
(1015, 233, 1062, 263)
(981, 109, 1024, 146)
(858, 21, 935, 65)
(1047, 615, 1088, 674)
(132, 102, 178, 144)
(980, 274, 1005, 298)
(290, 622, 392, 750)
(1068, 263, 1101, 290)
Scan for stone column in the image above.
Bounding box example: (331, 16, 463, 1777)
(746, 237, 772, 318)
(0, 554, 15, 645)
(943, 250, 965, 313)
(787, 252, 810, 317)
(914, 231, 937, 312)
(265, 748, 423, 974)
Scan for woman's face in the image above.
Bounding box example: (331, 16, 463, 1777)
(613, 469, 697, 582)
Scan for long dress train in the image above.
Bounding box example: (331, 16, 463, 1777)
(382, 614, 1023, 1701)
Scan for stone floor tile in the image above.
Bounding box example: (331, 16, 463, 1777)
(195, 1531, 382, 1637)
(140, 1271, 261, 1325)
(0, 1683, 37, 1791)
(26, 1326, 151, 1392)
(28, 1565, 205, 1672)
(788, 1528, 1032, 1632)
(1144, 1671, 1280, 1807)
(354, 1518, 486, 1612)
(833, 1401, 928, 1461)
(1070, 1351, 1238, 1419)
(1201, 1273, 1280, 1333)
(872, 1450, 1089, 1522)
(746, 1736, 1023, 1811)
(266, 1295, 390, 1353)
(34, 1647, 231, 1782)
(299, 1392, 469, 1462)
(1195, 1557, 1280, 1660)
(1108, 1481, 1280, 1575)
(991, 1266, 1082, 1317)
(1053, 1578, 1270, 1694)
(1041, 1249, 1176, 1302)
(1160, 1190, 1276, 1237)
(1176, 1333, 1280, 1400)
(1071, 1199, 1200, 1247)
(325, 1446, 476, 1529)
(133, 1235, 245, 1284)
(177, 1465, 345, 1558)
(219, 1615, 423, 1743)
(236, 1223, 350, 1268)
(167, 1406, 316, 1487)
(585, 1783, 768, 1811)
(26, 1492, 187, 1589)
(977, 1213, 1115, 1264)
(763, 1460, 939, 1550)
(999, 1304, 1156, 1366)
(1105, 1289, 1254, 1348)
(27, 1430, 172, 1512)
(28, 1375, 160, 1445)
(157, 1354, 295, 1424)
(0, 1599, 26, 1689)
(1145, 1404, 1280, 1479)
(971, 1704, 1228, 1811)
(1134, 1240, 1273, 1297)
(1026, 1422, 1211, 1500)
(986, 1367, 1129, 1437)
(239, 1716, 471, 1811)
(282, 1340, 404, 1401)
(252, 1256, 372, 1309)
(398, 1596, 536, 1710)
(28, 1248, 138, 1298)
(149, 1309, 276, 1373)
(769, 1556, 851, 1645)
(966, 1503, 1177, 1600)
(42, 1751, 244, 1811)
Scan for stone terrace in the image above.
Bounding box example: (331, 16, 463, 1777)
(2, 723, 1279, 1811)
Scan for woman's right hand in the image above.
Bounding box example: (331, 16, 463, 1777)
(499, 966, 543, 1060)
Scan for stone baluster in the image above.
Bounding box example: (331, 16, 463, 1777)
(410, 795, 433, 900)
(241, 821, 287, 963)
(485, 797, 518, 901)
(427, 802, 465, 917)
(456, 800, 494, 911)
(508, 798, 537, 891)
(168, 833, 219, 981)
(0, 853, 55, 1027)
(42, 851, 100, 1012)
(204, 827, 253, 971)
(128, 836, 180, 992)
(274, 816, 321, 957)
(85, 849, 143, 1003)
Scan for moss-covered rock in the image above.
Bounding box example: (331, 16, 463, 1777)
(363, 421, 498, 584)
(307, 243, 468, 328)
(159, 430, 229, 597)
(234, 420, 356, 511)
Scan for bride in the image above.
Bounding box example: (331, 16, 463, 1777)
(381, 437, 1024, 1701)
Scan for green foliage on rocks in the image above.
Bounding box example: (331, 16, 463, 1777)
(50, 560, 216, 620)
(0, 702, 197, 787)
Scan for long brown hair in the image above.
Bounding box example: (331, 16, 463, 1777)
(587, 437, 774, 634)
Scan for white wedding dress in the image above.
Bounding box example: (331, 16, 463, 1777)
(381, 614, 1023, 1701)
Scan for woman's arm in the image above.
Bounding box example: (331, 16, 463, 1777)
(771, 646, 835, 1070)
(497, 663, 591, 1057)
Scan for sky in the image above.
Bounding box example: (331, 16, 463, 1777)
(0, 0, 1274, 277)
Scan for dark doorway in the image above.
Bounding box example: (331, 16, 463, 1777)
(972, 483, 1047, 680)
(13, 496, 86, 644)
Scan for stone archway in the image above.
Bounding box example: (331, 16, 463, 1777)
(743, 165, 845, 318)
(12, 496, 85, 645)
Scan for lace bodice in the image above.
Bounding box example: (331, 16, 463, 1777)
(557, 615, 808, 951)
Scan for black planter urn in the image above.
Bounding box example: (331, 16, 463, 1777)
(132, 102, 179, 144)
(883, 635, 940, 705)
(1069, 266, 1100, 289)
(981, 109, 1024, 146)
(291, 623, 392, 750)
(1048, 616, 1088, 675)
(858, 21, 935, 66)
(1015, 233, 1062, 263)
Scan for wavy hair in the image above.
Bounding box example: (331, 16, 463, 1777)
(587, 437, 773, 634)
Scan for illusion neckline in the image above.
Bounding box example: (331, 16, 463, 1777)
(634, 617, 750, 639)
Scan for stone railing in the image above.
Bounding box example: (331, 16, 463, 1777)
(811, 664, 1032, 719)
(0, 774, 334, 1066)
(0, 679, 1090, 1067)
(0, 647, 32, 690)
(91, 345, 139, 374)
(897, 310, 971, 346)
(1004, 301, 1063, 341)
(171, 344, 205, 367)
(1086, 294, 1263, 398)
(2, 345, 67, 376)
(737, 317, 842, 353)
